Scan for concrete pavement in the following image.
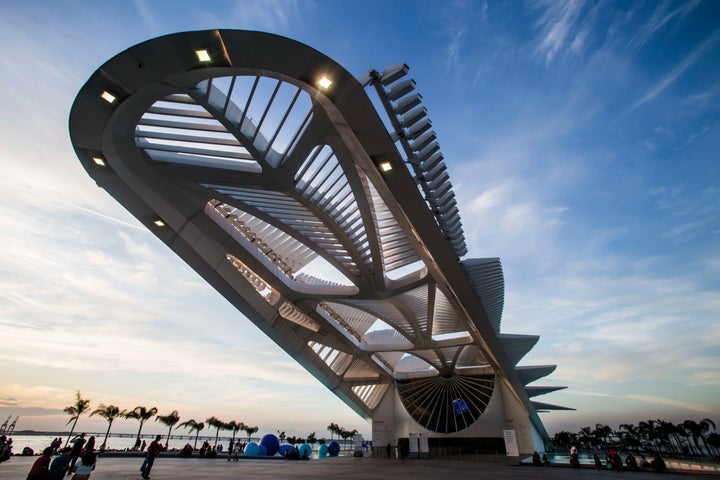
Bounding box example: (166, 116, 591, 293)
(0, 454, 716, 479)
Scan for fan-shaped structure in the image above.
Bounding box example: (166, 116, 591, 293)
(69, 29, 569, 457)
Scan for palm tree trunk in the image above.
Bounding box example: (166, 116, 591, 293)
(65, 418, 79, 448)
(135, 421, 144, 447)
(102, 421, 112, 448)
(194, 431, 200, 450)
(167, 426, 173, 448)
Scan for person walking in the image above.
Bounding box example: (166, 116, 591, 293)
(140, 435, 164, 479)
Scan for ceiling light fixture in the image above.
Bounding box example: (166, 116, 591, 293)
(318, 76, 332, 90)
(100, 91, 117, 104)
(92, 156, 106, 166)
(379, 161, 393, 172)
(195, 49, 211, 63)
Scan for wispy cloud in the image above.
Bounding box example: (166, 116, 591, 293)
(626, 395, 715, 414)
(132, 0, 162, 33)
(627, 29, 720, 113)
(532, 0, 589, 66)
(625, 0, 702, 55)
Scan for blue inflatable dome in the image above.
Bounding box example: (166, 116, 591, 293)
(328, 441, 340, 456)
(298, 443, 312, 459)
(244, 442, 259, 456)
(257, 444, 268, 456)
(278, 444, 295, 457)
(259, 434, 280, 456)
(318, 443, 329, 458)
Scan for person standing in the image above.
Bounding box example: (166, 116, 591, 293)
(47, 447, 72, 480)
(140, 435, 164, 479)
(70, 450, 96, 480)
(68, 433, 86, 474)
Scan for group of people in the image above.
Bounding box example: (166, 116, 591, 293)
(25, 432, 95, 480)
(227, 439, 246, 460)
(531, 451, 550, 466)
(564, 444, 668, 472)
(19, 432, 166, 480)
(0, 435, 13, 464)
(385, 441, 409, 460)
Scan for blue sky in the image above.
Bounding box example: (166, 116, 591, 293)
(0, 0, 718, 440)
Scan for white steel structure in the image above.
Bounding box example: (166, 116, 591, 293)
(69, 30, 569, 455)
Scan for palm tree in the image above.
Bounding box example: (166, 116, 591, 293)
(124, 406, 157, 449)
(63, 391, 91, 447)
(684, 418, 717, 457)
(593, 423, 612, 449)
(177, 419, 205, 450)
(90, 404, 126, 450)
(307, 432, 317, 444)
(155, 410, 180, 448)
(577, 426, 592, 450)
(618, 423, 641, 451)
(639, 419, 659, 451)
(228, 421, 245, 446)
(340, 428, 358, 450)
(699, 418, 716, 457)
(206, 416, 225, 449)
(327, 422, 340, 440)
(243, 424, 258, 442)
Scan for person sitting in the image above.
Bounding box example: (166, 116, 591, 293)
(199, 441, 209, 457)
(651, 454, 666, 472)
(569, 445, 580, 467)
(542, 453, 550, 466)
(532, 451, 542, 466)
(625, 452, 638, 471)
(179, 443, 193, 457)
(593, 453, 603, 469)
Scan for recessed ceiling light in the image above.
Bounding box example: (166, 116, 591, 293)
(101, 91, 117, 104)
(379, 161, 393, 172)
(195, 49, 211, 63)
(153, 219, 166, 227)
(92, 156, 106, 166)
(318, 76, 332, 90)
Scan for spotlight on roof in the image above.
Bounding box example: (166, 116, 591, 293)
(378, 161, 393, 172)
(100, 91, 117, 104)
(91, 156, 106, 166)
(318, 76, 333, 90)
(153, 219, 166, 227)
(195, 49, 211, 63)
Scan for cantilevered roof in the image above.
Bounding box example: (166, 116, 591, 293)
(69, 29, 567, 436)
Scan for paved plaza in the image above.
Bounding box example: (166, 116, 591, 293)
(1, 455, 717, 480)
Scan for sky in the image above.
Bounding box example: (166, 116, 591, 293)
(0, 0, 718, 440)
